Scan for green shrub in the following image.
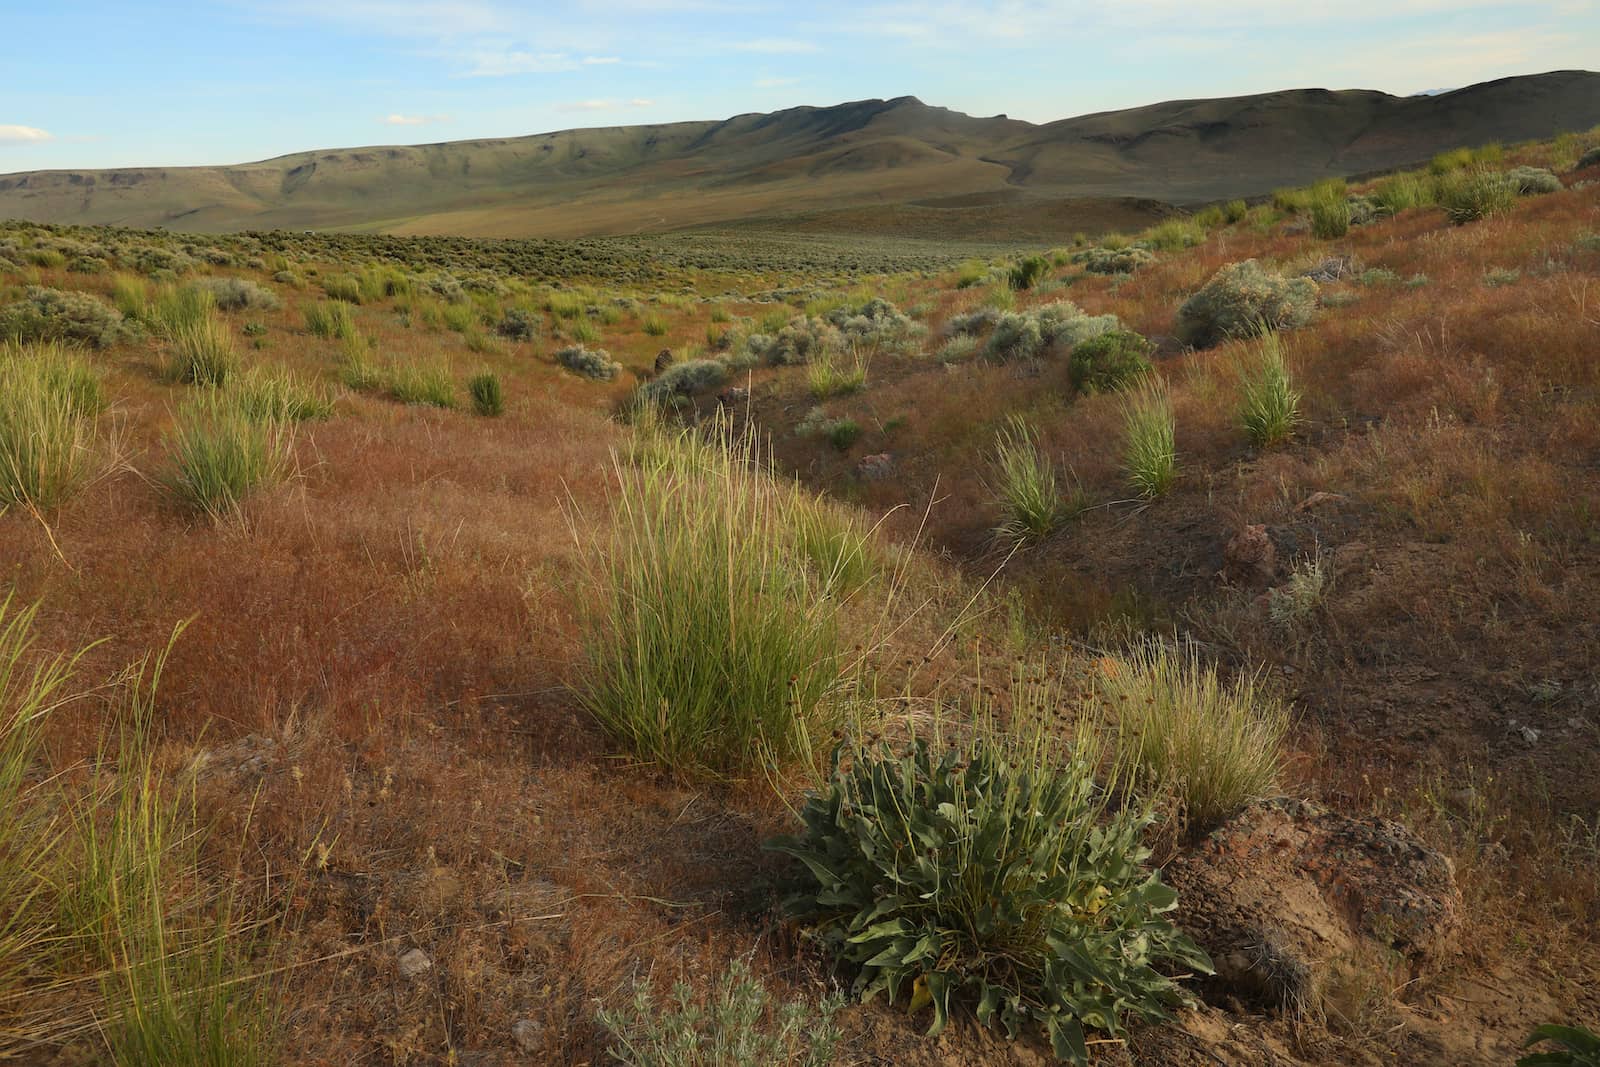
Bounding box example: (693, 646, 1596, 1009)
(557, 344, 620, 382)
(1271, 186, 1313, 213)
(192, 277, 279, 311)
(1576, 146, 1600, 172)
(768, 706, 1211, 1064)
(1123, 384, 1176, 498)
(163, 313, 238, 386)
(954, 260, 989, 288)
(935, 334, 980, 363)
(1506, 165, 1562, 195)
(990, 417, 1075, 545)
(574, 428, 851, 776)
(1008, 255, 1050, 291)
(386, 360, 455, 408)
(568, 317, 602, 344)
(639, 359, 729, 405)
(1175, 260, 1318, 349)
(1437, 168, 1517, 224)
(232, 365, 333, 422)
(303, 301, 356, 341)
(468, 371, 504, 416)
(1068, 330, 1152, 394)
(0, 343, 103, 510)
(1357, 268, 1400, 287)
(825, 418, 861, 452)
(1238, 332, 1300, 448)
(159, 392, 291, 520)
(1429, 147, 1474, 174)
(1095, 641, 1289, 834)
(1518, 1023, 1600, 1066)
(0, 286, 131, 349)
(641, 313, 670, 337)
(1223, 199, 1249, 223)
(441, 301, 477, 333)
(600, 958, 842, 1067)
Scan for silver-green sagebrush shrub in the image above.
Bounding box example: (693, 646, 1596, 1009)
(640, 358, 729, 404)
(0, 286, 134, 349)
(768, 728, 1211, 1064)
(1506, 165, 1562, 196)
(1175, 260, 1317, 349)
(557, 344, 620, 381)
(599, 957, 843, 1067)
(1068, 330, 1152, 394)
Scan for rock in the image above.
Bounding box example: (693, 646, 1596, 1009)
(1507, 719, 1540, 745)
(1295, 491, 1348, 512)
(654, 349, 674, 373)
(856, 453, 895, 481)
(1221, 524, 1276, 588)
(397, 947, 432, 979)
(512, 1019, 542, 1054)
(1301, 255, 1359, 282)
(194, 733, 278, 782)
(716, 385, 749, 407)
(1164, 797, 1460, 1013)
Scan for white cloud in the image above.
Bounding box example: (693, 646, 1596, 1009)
(732, 37, 819, 53)
(583, 55, 621, 64)
(461, 50, 579, 76)
(380, 113, 451, 125)
(754, 76, 800, 88)
(0, 125, 53, 144)
(556, 98, 656, 112)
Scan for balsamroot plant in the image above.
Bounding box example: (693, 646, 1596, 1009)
(769, 725, 1211, 1064)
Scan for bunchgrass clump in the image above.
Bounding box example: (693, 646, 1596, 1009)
(232, 365, 334, 422)
(1309, 195, 1350, 239)
(386, 360, 456, 408)
(768, 676, 1212, 1064)
(1238, 332, 1300, 448)
(989, 417, 1075, 545)
(0, 342, 104, 510)
(1008, 254, 1050, 291)
(468, 371, 504, 416)
(148, 283, 215, 340)
(599, 957, 842, 1067)
(159, 391, 291, 520)
(1122, 383, 1177, 498)
(807, 352, 867, 399)
(573, 427, 853, 776)
(163, 313, 238, 386)
(1438, 168, 1517, 224)
(1094, 641, 1289, 834)
(304, 301, 357, 341)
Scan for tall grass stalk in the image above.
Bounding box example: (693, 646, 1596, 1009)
(989, 416, 1074, 545)
(164, 314, 238, 386)
(1094, 641, 1289, 834)
(159, 392, 291, 520)
(0, 342, 104, 510)
(1238, 332, 1301, 448)
(1122, 383, 1177, 498)
(573, 427, 855, 776)
(304, 301, 357, 341)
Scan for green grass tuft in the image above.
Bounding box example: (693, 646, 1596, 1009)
(159, 391, 291, 520)
(1238, 332, 1301, 448)
(1122, 383, 1177, 498)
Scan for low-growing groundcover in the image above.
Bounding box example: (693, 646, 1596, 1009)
(768, 733, 1211, 1064)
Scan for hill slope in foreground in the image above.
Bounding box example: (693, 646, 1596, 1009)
(1, 69, 1597, 238)
(1, 134, 1598, 1063)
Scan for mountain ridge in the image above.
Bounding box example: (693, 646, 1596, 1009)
(2, 70, 1596, 239)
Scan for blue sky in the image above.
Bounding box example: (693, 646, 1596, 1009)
(3, 1, 1596, 171)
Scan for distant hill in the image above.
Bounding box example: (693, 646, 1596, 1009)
(2, 70, 1596, 239)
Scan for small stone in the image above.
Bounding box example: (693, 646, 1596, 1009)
(856, 453, 895, 481)
(512, 1019, 542, 1053)
(398, 948, 432, 978)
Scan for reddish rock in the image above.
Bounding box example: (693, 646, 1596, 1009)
(856, 453, 895, 481)
(1165, 797, 1460, 1012)
(1222, 524, 1277, 587)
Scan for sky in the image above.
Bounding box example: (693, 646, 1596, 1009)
(2, 1, 1597, 171)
